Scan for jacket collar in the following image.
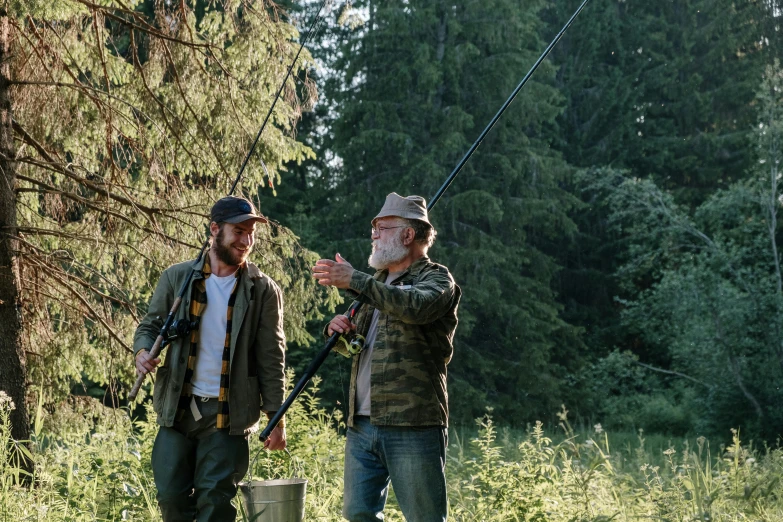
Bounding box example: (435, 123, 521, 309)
(192, 251, 261, 280)
(374, 255, 430, 284)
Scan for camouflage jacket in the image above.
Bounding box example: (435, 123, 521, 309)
(344, 255, 461, 428)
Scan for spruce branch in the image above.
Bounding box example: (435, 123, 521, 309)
(13, 125, 165, 217)
(12, 242, 132, 353)
(14, 170, 200, 250)
(129, 30, 214, 181)
(157, 39, 232, 185)
(10, 81, 166, 137)
(71, 0, 216, 52)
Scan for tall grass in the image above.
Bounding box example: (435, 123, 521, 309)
(0, 383, 782, 521)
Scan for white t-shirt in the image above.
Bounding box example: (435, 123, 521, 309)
(191, 272, 237, 398)
(355, 271, 402, 416)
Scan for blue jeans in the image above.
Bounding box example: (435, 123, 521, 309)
(343, 416, 448, 522)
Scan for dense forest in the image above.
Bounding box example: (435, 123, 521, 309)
(1, 0, 782, 452)
(280, 0, 783, 440)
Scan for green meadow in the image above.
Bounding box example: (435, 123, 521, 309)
(1, 379, 780, 522)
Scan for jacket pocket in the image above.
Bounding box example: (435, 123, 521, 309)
(152, 366, 170, 415)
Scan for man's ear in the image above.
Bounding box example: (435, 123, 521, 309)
(403, 227, 416, 246)
(209, 221, 220, 238)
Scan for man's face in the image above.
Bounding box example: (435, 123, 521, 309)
(368, 217, 410, 270)
(213, 220, 256, 266)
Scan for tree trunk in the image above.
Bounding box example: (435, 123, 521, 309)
(0, 11, 30, 448)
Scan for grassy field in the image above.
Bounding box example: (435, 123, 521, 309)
(0, 381, 781, 521)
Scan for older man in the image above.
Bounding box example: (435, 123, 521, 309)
(134, 195, 287, 521)
(313, 193, 461, 522)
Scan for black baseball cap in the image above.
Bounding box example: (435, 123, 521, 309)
(210, 196, 268, 224)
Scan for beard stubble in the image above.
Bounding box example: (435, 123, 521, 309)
(214, 228, 250, 267)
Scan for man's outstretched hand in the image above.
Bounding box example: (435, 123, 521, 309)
(312, 253, 354, 289)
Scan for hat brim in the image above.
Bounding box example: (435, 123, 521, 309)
(223, 213, 268, 224)
(372, 212, 431, 227)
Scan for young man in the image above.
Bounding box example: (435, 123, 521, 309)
(134, 195, 287, 521)
(312, 193, 462, 522)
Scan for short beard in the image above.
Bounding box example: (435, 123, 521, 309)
(368, 231, 408, 270)
(213, 228, 248, 266)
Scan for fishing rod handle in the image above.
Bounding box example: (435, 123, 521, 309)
(128, 296, 183, 401)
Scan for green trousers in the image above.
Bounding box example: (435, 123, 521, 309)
(151, 398, 249, 522)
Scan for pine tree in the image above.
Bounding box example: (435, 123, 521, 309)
(551, 0, 771, 203)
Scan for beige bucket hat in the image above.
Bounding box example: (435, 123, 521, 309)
(372, 193, 431, 227)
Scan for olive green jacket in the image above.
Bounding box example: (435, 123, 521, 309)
(344, 255, 461, 428)
(133, 257, 286, 436)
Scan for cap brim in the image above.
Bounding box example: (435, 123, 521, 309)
(224, 214, 268, 224)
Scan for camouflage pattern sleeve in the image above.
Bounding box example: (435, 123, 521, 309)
(348, 268, 456, 324)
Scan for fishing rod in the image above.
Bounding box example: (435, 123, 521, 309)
(259, 0, 591, 440)
(129, 0, 330, 401)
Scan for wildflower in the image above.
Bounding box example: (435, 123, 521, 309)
(594, 423, 603, 434)
(0, 391, 16, 410)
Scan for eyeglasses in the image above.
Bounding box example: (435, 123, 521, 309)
(371, 225, 408, 235)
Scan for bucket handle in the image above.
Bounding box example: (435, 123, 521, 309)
(245, 447, 303, 482)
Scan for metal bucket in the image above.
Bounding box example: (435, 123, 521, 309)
(239, 478, 307, 522)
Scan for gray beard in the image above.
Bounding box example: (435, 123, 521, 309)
(368, 234, 408, 270)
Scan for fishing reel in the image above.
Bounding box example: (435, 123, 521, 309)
(335, 333, 367, 358)
(160, 317, 200, 348)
